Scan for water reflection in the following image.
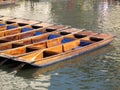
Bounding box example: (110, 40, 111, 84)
(0, 45, 111, 90)
(0, 0, 119, 30)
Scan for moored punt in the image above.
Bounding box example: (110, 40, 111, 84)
(0, 16, 114, 69)
(0, 28, 85, 52)
(0, 22, 53, 37)
(0, 24, 70, 44)
(0, 22, 29, 31)
(12, 33, 114, 67)
(0, 18, 41, 31)
(0, 30, 98, 59)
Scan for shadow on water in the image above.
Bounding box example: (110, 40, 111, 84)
(0, 44, 115, 79)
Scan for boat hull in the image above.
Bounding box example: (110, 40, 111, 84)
(32, 37, 113, 67)
(0, 16, 115, 68)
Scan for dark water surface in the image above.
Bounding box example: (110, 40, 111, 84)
(0, 0, 120, 90)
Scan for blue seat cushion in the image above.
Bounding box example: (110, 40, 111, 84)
(80, 41, 92, 46)
(62, 38, 74, 44)
(7, 26, 17, 30)
(48, 34, 60, 39)
(73, 41, 92, 50)
(34, 32, 44, 36)
(21, 28, 33, 32)
(0, 24, 5, 26)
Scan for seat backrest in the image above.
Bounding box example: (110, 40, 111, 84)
(47, 38, 63, 47)
(28, 42, 47, 49)
(63, 40, 80, 51)
(32, 34, 49, 43)
(43, 45, 63, 58)
(19, 32, 34, 39)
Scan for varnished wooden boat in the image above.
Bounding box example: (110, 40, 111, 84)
(0, 30, 97, 58)
(0, 16, 114, 68)
(0, 28, 84, 51)
(0, 17, 41, 27)
(0, 22, 53, 37)
(0, 17, 40, 32)
(11, 33, 113, 67)
(0, 24, 70, 46)
(0, 29, 111, 67)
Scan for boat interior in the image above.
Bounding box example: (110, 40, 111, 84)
(14, 35, 104, 63)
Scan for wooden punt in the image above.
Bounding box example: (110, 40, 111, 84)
(0, 16, 114, 68)
(0, 18, 41, 31)
(0, 28, 85, 52)
(0, 30, 98, 59)
(0, 22, 53, 37)
(10, 33, 113, 67)
(0, 22, 29, 31)
(0, 24, 70, 45)
(0, 17, 40, 28)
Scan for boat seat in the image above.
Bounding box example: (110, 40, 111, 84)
(0, 24, 5, 26)
(48, 34, 60, 40)
(62, 38, 74, 44)
(7, 25, 17, 30)
(47, 38, 61, 47)
(73, 41, 92, 50)
(21, 28, 33, 32)
(34, 31, 44, 36)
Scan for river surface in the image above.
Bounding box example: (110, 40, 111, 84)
(0, 0, 120, 90)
